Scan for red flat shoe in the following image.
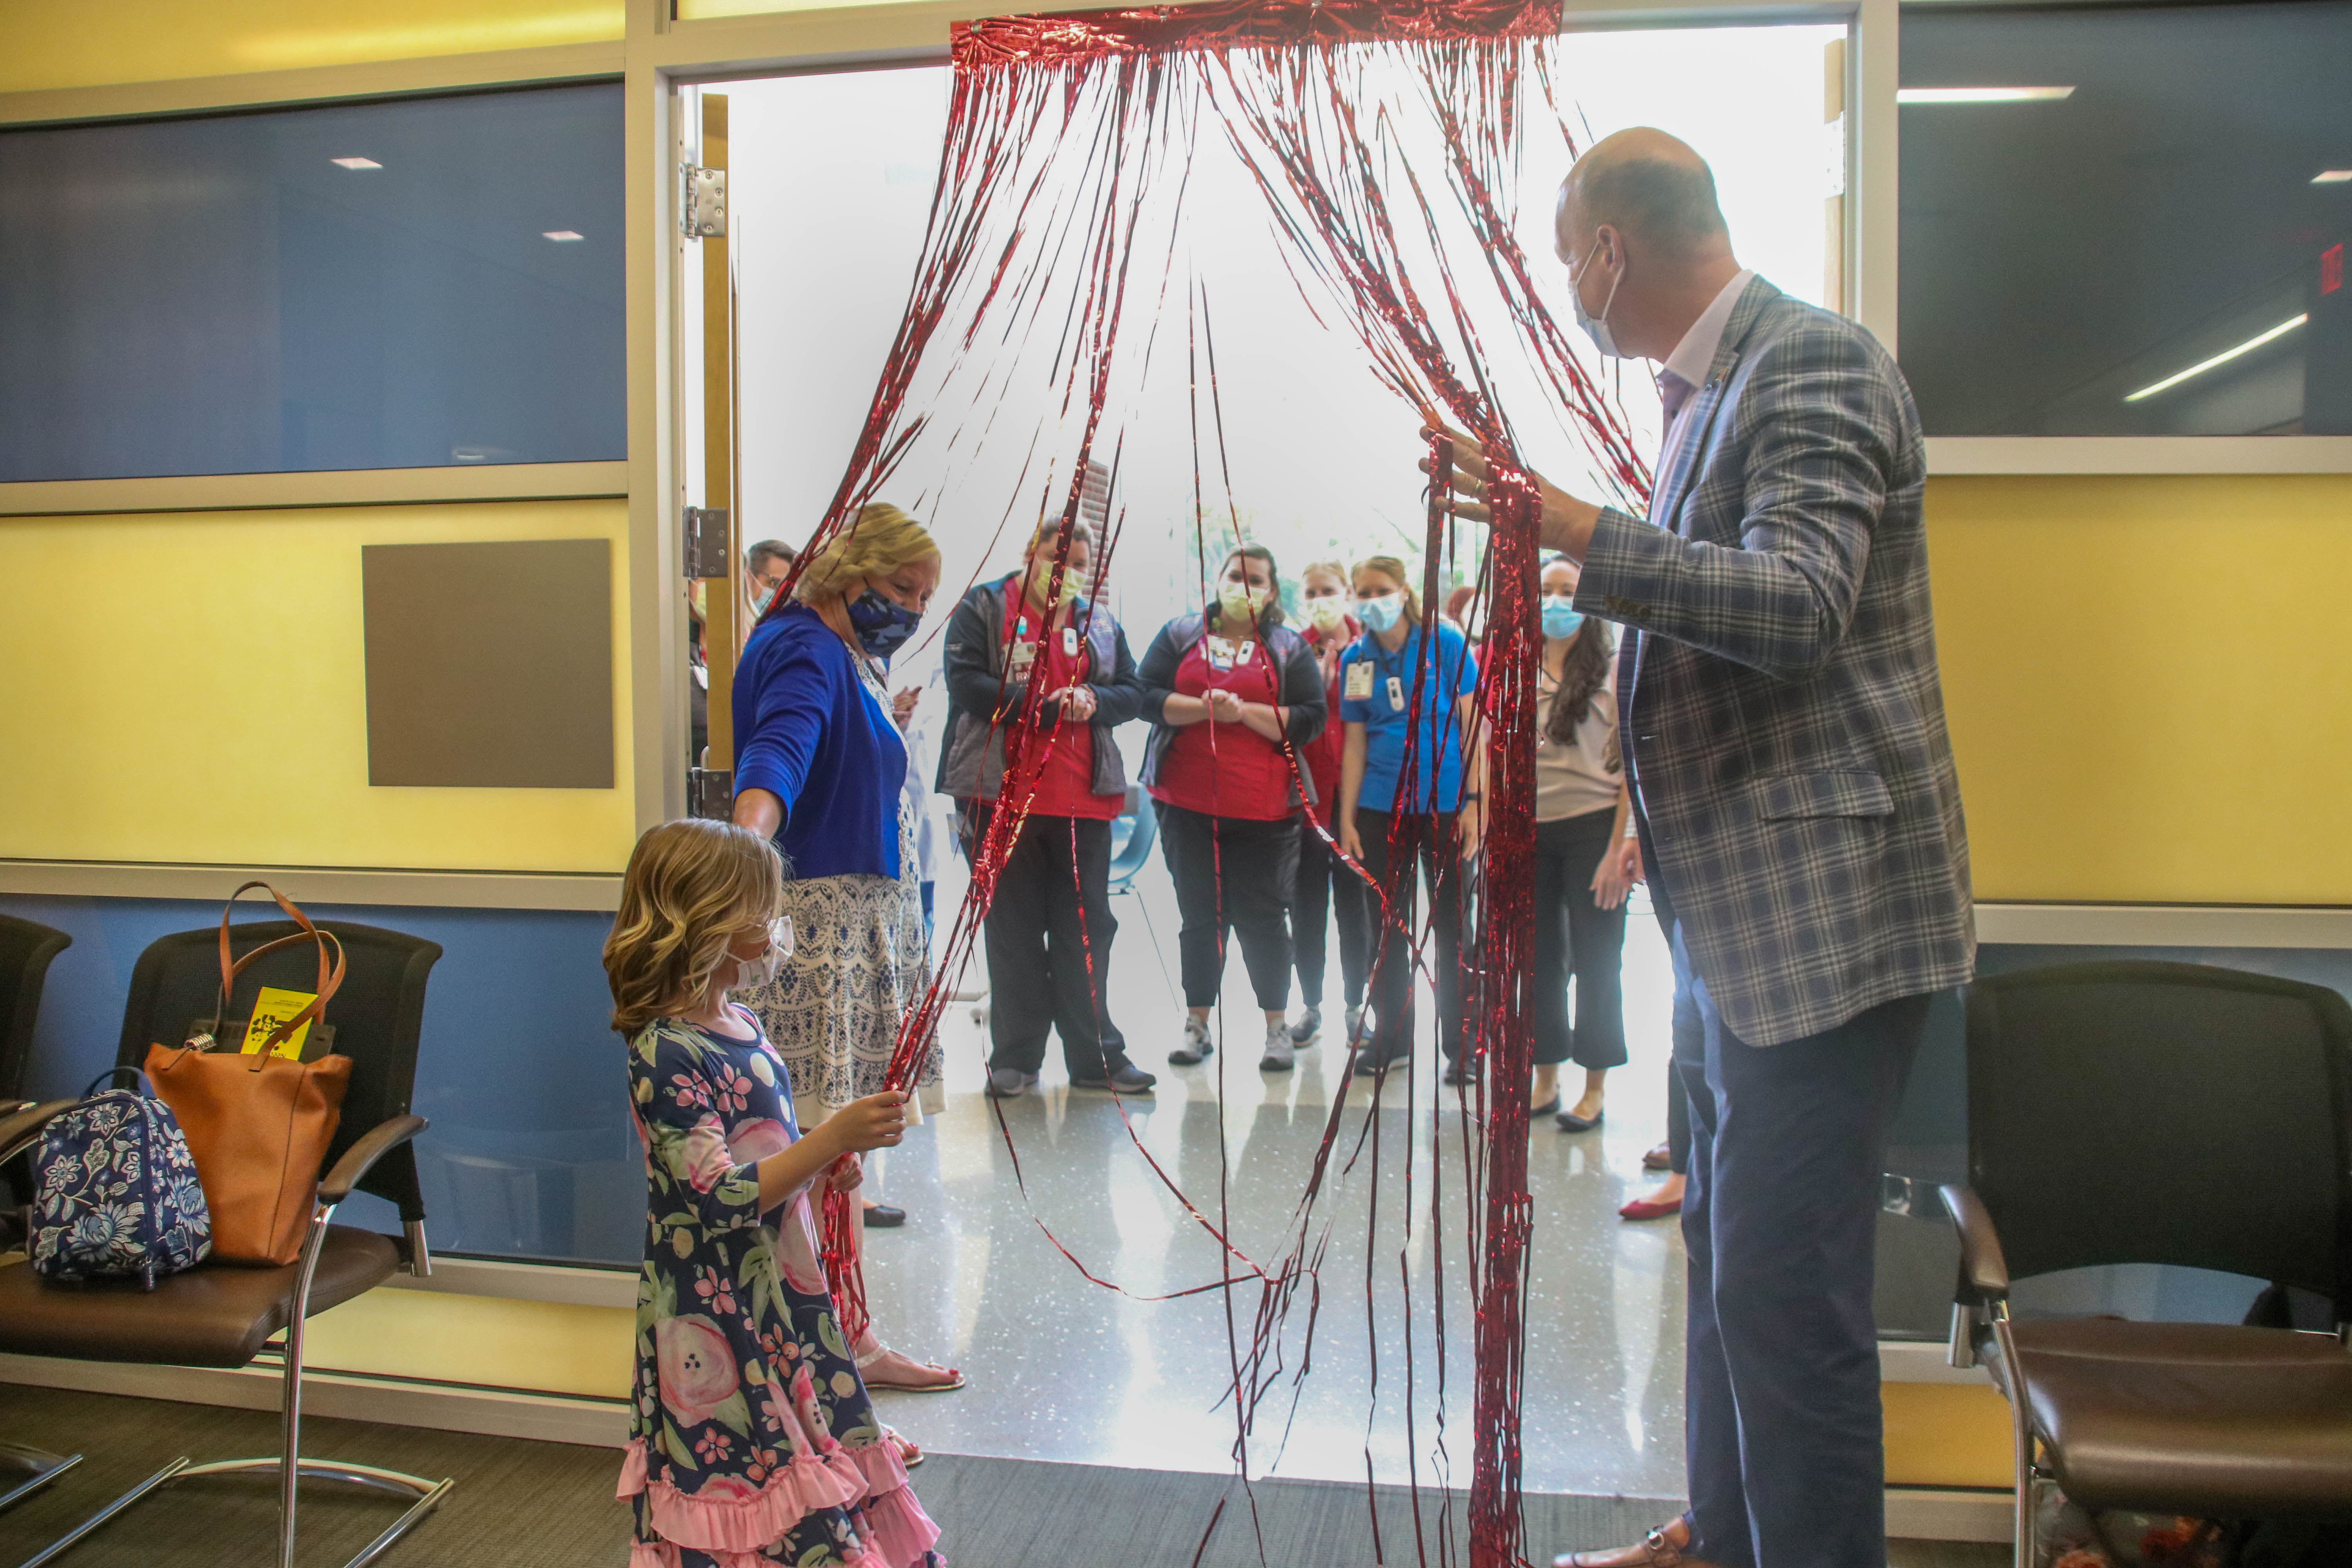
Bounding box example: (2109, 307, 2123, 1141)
(1619, 1194, 1681, 1221)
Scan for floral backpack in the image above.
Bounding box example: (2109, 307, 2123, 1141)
(30, 1067, 213, 1289)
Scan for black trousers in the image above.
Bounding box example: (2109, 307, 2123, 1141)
(1291, 816, 1370, 1013)
(967, 807, 1127, 1079)
(1675, 922, 1926, 1568)
(1356, 808, 1465, 1065)
(1530, 808, 1630, 1070)
(1156, 803, 1298, 1013)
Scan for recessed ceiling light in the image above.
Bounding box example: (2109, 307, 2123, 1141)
(1897, 86, 2076, 104)
(2125, 315, 2308, 403)
(2314, 170, 2352, 184)
(542, 230, 585, 242)
(330, 156, 381, 170)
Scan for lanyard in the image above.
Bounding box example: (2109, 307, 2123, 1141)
(1364, 628, 1433, 705)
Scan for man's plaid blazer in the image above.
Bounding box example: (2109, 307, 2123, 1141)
(1575, 275, 1975, 1048)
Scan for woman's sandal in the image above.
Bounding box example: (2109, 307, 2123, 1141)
(857, 1345, 967, 1393)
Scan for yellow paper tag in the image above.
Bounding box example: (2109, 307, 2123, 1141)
(241, 987, 318, 1060)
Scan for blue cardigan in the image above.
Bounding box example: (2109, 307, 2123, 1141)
(733, 603, 906, 880)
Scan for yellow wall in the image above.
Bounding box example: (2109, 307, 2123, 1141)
(1929, 474, 2352, 906)
(303, 1289, 634, 1399)
(1883, 1380, 2012, 1490)
(0, 499, 638, 874)
(0, 0, 624, 93)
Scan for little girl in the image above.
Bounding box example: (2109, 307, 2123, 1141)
(605, 819, 942, 1568)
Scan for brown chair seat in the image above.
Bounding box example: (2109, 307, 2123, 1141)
(0, 1226, 399, 1368)
(2006, 1318, 2352, 1519)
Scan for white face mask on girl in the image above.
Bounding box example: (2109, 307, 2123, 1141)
(722, 917, 793, 992)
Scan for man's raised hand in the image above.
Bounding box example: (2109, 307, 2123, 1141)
(1416, 422, 1604, 560)
(1419, 423, 1493, 524)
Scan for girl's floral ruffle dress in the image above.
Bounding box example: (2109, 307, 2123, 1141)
(621, 1011, 942, 1568)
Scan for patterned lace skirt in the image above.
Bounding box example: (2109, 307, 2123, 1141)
(739, 802, 944, 1122)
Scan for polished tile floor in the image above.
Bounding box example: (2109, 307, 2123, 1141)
(859, 856, 1691, 1504)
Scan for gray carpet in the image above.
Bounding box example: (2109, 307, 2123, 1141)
(0, 1386, 1996, 1567)
(0, 1385, 623, 1568)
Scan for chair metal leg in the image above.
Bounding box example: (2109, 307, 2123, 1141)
(0, 1443, 84, 1513)
(16, 1458, 190, 1568)
(15, 1206, 452, 1568)
(1991, 1302, 2038, 1568)
(20, 1457, 450, 1568)
(277, 1206, 325, 1568)
(176, 1460, 454, 1568)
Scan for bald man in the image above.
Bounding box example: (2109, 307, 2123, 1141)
(1436, 130, 1973, 1568)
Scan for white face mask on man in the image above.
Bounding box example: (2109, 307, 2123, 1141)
(1568, 231, 1628, 360)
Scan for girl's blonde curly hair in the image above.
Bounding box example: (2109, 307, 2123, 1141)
(793, 502, 940, 605)
(603, 819, 782, 1037)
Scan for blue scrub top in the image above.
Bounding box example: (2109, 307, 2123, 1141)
(1339, 621, 1478, 814)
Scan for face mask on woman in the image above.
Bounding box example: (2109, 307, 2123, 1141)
(1218, 581, 1268, 628)
(846, 588, 921, 658)
(1306, 595, 1350, 637)
(1356, 592, 1404, 634)
(1031, 558, 1082, 608)
(1541, 597, 1584, 640)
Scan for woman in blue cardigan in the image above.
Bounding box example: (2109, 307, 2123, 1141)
(731, 502, 961, 1394)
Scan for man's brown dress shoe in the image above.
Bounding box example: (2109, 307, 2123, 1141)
(1553, 1514, 1692, 1568)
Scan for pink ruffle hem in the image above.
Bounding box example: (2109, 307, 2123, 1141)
(629, 1543, 896, 1568)
(618, 1437, 939, 1568)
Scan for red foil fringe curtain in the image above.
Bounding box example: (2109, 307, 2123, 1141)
(951, 0, 1559, 66)
(758, 7, 1653, 1564)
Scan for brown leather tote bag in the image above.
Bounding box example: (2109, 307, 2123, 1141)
(147, 883, 352, 1266)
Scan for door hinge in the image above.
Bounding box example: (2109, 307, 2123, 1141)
(688, 767, 735, 821)
(683, 506, 730, 579)
(683, 165, 728, 238)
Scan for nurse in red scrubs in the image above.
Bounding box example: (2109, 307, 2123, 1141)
(1135, 544, 1328, 1073)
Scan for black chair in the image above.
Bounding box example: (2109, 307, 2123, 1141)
(1939, 960, 2352, 1564)
(0, 915, 451, 1568)
(0, 911, 72, 1108)
(0, 912, 78, 1513)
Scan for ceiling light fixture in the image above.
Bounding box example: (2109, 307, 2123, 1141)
(2124, 315, 2308, 403)
(2314, 170, 2352, 184)
(330, 156, 382, 169)
(542, 230, 585, 241)
(1897, 86, 2076, 104)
